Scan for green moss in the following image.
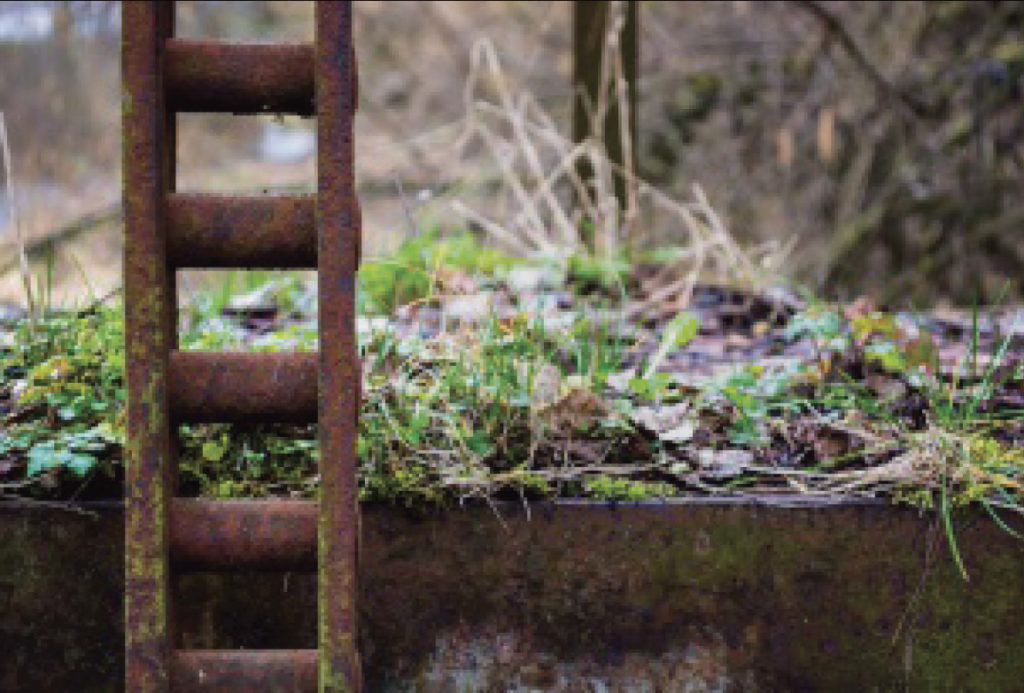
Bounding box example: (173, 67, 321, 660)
(583, 475, 673, 501)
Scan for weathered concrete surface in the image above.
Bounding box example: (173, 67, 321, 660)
(0, 502, 123, 693)
(2, 500, 1024, 692)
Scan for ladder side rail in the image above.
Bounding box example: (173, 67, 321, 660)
(315, 3, 361, 691)
(123, 2, 177, 692)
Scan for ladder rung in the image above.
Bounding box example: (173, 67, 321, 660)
(170, 499, 317, 571)
(165, 39, 314, 115)
(167, 194, 316, 269)
(169, 351, 317, 423)
(172, 649, 316, 692)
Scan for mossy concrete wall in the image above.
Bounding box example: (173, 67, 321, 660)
(2, 500, 1023, 692)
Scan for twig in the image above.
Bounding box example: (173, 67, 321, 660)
(0, 203, 121, 278)
(791, 0, 935, 121)
(392, 176, 420, 239)
(0, 494, 101, 517)
(891, 516, 941, 647)
(76, 283, 123, 317)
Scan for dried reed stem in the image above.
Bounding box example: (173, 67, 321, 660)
(0, 111, 34, 316)
(451, 28, 792, 316)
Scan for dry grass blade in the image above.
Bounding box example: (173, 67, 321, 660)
(450, 30, 793, 314)
(0, 111, 34, 316)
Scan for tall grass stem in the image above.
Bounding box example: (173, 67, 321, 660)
(0, 111, 35, 317)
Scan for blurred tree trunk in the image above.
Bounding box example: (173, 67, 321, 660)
(572, 0, 638, 253)
(53, 2, 73, 44)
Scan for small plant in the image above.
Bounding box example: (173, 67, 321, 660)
(628, 311, 699, 402)
(357, 228, 518, 315)
(1, 309, 125, 492)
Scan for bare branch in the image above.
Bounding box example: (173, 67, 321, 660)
(791, 0, 936, 120)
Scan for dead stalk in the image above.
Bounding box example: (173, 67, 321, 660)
(0, 111, 34, 317)
(450, 23, 791, 317)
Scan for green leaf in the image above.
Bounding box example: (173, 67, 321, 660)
(941, 484, 970, 582)
(665, 311, 700, 348)
(202, 437, 228, 463)
(982, 499, 1023, 541)
(70, 437, 108, 453)
(27, 444, 58, 476)
(629, 372, 672, 401)
(64, 452, 98, 476)
(27, 444, 97, 477)
(466, 432, 494, 457)
(643, 312, 700, 379)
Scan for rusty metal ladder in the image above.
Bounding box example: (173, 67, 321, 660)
(122, 2, 360, 691)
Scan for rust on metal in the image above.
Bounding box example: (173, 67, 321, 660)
(170, 499, 317, 572)
(164, 40, 314, 115)
(354, 198, 362, 275)
(315, 3, 361, 692)
(126, 3, 361, 691)
(167, 194, 316, 269)
(351, 45, 359, 111)
(168, 351, 317, 424)
(123, 3, 177, 692)
(171, 649, 317, 692)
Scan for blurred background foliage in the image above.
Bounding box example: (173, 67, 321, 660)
(1, 1, 1023, 309)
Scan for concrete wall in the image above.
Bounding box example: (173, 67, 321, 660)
(2, 500, 1023, 692)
